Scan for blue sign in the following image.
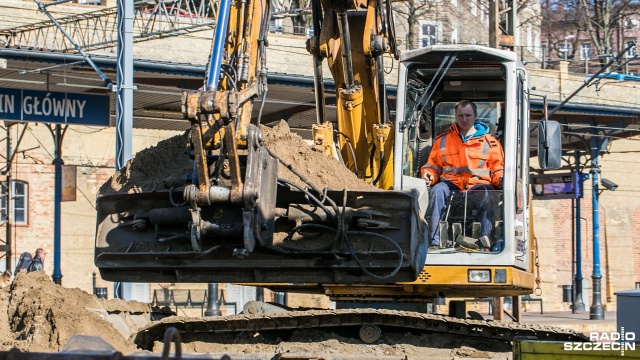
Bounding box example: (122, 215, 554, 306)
(0, 88, 110, 126)
(531, 171, 583, 200)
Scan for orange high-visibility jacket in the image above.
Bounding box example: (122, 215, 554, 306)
(420, 123, 504, 190)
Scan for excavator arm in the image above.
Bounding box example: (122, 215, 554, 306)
(94, 0, 427, 284)
(308, 0, 398, 189)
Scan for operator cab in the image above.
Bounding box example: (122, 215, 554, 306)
(423, 101, 506, 252)
(394, 46, 529, 265)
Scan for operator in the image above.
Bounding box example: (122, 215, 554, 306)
(420, 100, 504, 250)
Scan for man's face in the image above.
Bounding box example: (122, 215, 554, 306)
(456, 104, 476, 132)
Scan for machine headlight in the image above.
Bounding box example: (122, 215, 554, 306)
(468, 269, 491, 283)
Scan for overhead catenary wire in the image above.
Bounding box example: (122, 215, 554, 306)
(558, 131, 640, 141)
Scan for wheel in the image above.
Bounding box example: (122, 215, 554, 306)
(359, 324, 381, 344)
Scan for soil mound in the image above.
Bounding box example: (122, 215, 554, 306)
(0, 272, 148, 354)
(99, 131, 192, 195)
(0, 273, 511, 359)
(261, 121, 375, 191)
(99, 121, 374, 196)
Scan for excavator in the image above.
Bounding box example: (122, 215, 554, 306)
(93, 0, 582, 350)
(95, 0, 426, 285)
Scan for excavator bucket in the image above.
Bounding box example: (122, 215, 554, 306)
(94, 181, 427, 284)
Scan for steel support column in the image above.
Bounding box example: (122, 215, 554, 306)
(589, 137, 604, 320)
(574, 193, 585, 312)
(573, 152, 585, 313)
(3, 128, 12, 272)
(1, 124, 28, 273)
(51, 125, 66, 285)
(115, 0, 134, 170)
(114, 0, 134, 299)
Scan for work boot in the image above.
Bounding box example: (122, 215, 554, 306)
(478, 235, 492, 249)
(491, 238, 505, 253)
(454, 235, 479, 250)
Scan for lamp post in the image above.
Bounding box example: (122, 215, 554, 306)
(563, 35, 575, 60)
(588, 136, 613, 320)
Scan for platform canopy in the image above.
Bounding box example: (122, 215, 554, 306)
(1, 47, 639, 159)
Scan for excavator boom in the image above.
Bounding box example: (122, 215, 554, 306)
(94, 0, 426, 284)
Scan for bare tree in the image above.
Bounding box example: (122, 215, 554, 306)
(541, 0, 582, 59)
(392, 0, 435, 50)
(578, 0, 636, 57)
(289, 0, 310, 35)
(516, 0, 544, 31)
(542, 0, 637, 61)
(394, 0, 542, 51)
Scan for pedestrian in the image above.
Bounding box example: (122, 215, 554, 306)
(27, 248, 46, 273)
(420, 100, 504, 251)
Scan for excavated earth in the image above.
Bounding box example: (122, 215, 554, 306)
(0, 272, 144, 354)
(99, 120, 375, 196)
(0, 272, 513, 359)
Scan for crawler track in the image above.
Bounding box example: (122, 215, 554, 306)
(134, 309, 589, 350)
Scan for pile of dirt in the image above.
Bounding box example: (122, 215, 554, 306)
(261, 121, 376, 191)
(0, 272, 148, 354)
(99, 121, 374, 196)
(99, 131, 192, 195)
(0, 273, 512, 359)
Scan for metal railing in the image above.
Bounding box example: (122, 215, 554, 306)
(152, 288, 239, 316)
(152, 289, 207, 308)
(0, 0, 218, 52)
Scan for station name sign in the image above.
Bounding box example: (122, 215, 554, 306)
(0, 87, 110, 126)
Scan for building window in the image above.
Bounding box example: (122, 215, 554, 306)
(626, 40, 636, 58)
(1, 180, 28, 225)
(580, 43, 591, 60)
(420, 22, 438, 47)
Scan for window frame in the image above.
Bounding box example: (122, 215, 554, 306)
(1, 180, 29, 225)
(419, 21, 438, 47)
(580, 43, 592, 60)
(625, 40, 636, 58)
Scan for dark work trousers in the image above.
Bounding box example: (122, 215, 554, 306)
(426, 181, 495, 246)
